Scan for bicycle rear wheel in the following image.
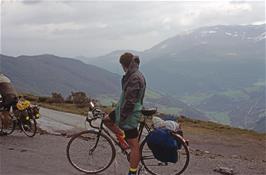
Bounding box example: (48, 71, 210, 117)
(0, 113, 16, 135)
(140, 133, 190, 175)
(66, 130, 116, 174)
(20, 118, 37, 137)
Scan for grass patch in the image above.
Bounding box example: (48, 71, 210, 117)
(181, 117, 266, 140)
(97, 95, 117, 106)
(39, 103, 89, 116)
(159, 107, 182, 115)
(245, 85, 265, 93)
(219, 90, 249, 100)
(206, 112, 231, 125)
(145, 89, 162, 99)
(253, 79, 265, 87)
(181, 93, 211, 105)
(39, 102, 114, 116)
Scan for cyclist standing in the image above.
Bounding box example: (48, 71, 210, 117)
(0, 73, 18, 135)
(104, 52, 146, 175)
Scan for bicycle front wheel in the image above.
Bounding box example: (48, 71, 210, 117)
(0, 114, 16, 135)
(66, 130, 116, 174)
(140, 133, 190, 175)
(20, 118, 37, 137)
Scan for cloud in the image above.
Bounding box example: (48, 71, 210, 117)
(21, 0, 43, 5)
(1, 1, 265, 57)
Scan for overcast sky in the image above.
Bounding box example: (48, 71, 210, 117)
(1, 0, 265, 58)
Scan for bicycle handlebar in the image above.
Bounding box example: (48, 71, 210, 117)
(85, 108, 106, 129)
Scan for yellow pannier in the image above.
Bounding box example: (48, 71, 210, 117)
(16, 100, 31, 111)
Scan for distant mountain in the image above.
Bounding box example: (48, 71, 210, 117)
(0, 54, 120, 97)
(83, 50, 143, 75)
(83, 24, 265, 132)
(1, 24, 264, 132)
(85, 24, 265, 96)
(195, 86, 266, 132)
(144, 24, 265, 60)
(253, 116, 266, 133)
(1, 54, 211, 121)
(142, 24, 265, 96)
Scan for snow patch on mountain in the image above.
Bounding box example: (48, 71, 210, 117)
(255, 32, 266, 41)
(225, 32, 232, 36)
(160, 44, 168, 49)
(201, 30, 217, 35)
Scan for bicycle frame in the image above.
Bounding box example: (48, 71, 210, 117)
(86, 113, 152, 159)
(68, 104, 190, 175)
(0, 105, 38, 137)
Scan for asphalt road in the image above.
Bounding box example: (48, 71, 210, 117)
(37, 107, 87, 134)
(1, 108, 265, 175)
(0, 108, 129, 175)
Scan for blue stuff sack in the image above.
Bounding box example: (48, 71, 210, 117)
(146, 128, 178, 163)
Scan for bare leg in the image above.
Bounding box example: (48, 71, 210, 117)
(127, 137, 140, 169)
(1, 111, 10, 129)
(103, 115, 124, 136)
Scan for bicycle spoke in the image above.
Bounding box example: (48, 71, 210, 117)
(142, 155, 156, 160)
(140, 135, 190, 175)
(67, 130, 116, 174)
(0, 114, 16, 135)
(21, 118, 37, 137)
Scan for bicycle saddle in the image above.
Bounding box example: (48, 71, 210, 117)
(141, 108, 157, 116)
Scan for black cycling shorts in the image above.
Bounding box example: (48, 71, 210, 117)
(109, 110, 139, 139)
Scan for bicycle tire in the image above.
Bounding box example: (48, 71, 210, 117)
(20, 118, 37, 137)
(140, 133, 190, 175)
(66, 130, 116, 174)
(0, 114, 16, 135)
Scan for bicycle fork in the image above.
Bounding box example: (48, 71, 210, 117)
(89, 121, 104, 155)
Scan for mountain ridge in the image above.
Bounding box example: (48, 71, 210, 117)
(77, 24, 265, 132)
(0, 54, 121, 97)
(1, 53, 211, 122)
(1, 24, 264, 132)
